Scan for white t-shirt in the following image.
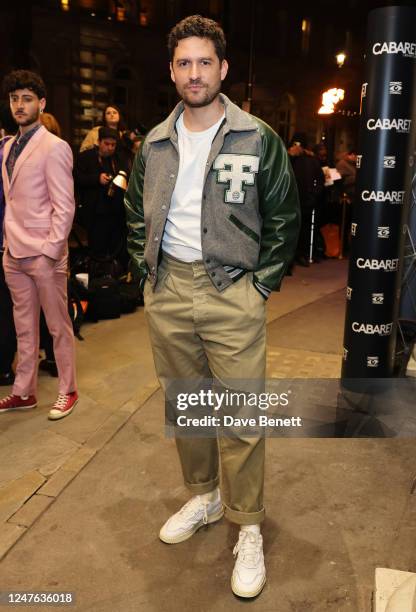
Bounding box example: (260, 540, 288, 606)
(162, 112, 225, 261)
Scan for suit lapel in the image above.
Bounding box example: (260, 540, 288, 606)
(2, 136, 16, 194)
(9, 125, 46, 190)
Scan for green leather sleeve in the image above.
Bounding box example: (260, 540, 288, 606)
(124, 143, 147, 283)
(253, 118, 300, 292)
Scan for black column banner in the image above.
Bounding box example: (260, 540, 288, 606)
(342, 6, 416, 379)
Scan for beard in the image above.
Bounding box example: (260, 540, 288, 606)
(179, 81, 222, 108)
(13, 108, 40, 127)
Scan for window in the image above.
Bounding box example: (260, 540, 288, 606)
(112, 63, 132, 113)
(72, 47, 111, 145)
(276, 93, 296, 145)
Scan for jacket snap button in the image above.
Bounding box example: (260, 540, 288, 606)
(203, 228, 207, 233)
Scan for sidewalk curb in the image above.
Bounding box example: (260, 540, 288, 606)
(0, 382, 159, 561)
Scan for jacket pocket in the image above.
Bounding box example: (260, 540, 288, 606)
(228, 214, 260, 244)
(23, 218, 51, 229)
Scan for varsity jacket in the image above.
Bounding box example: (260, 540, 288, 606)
(124, 94, 300, 298)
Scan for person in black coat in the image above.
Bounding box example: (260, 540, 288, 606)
(74, 126, 130, 265)
(288, 133, 325, 265)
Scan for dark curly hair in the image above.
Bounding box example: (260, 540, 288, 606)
(2, 70, 46, 99)
(168, 15, 226, 62)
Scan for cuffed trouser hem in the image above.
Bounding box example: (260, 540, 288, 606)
(184, 475, 220, 495)
(223, 504, 265, 525)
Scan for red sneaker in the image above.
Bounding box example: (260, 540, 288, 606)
(48, 391, 78, 420)
(0, 394, 37, 413)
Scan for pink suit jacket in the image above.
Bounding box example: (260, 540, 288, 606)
(1, 125, 75, 260)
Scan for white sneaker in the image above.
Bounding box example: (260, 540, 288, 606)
(231, 528, 266, 598)
(159, 491, 224, 544)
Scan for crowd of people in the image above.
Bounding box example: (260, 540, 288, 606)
(288, 132, 357, 267)
(0, 85, 145, 401)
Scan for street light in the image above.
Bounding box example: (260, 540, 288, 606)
(336, 52, 346, 68)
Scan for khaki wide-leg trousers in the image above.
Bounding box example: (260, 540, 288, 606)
(144, 253, 266, 525)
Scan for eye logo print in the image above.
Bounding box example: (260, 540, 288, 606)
(372, 293, 384, 304)
(383, 156, 396, 168)
(389, 81, 403, 94)
(377, 226, 390, 238)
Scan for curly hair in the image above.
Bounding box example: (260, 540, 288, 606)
(168, 15, 226, 62)
(2, 70, 46, 99)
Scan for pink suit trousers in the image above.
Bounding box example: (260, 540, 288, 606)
(3, 251, 76, 397)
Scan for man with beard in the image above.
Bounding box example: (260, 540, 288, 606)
(0, 70, 78, 420)
(125, 15, 299, 597)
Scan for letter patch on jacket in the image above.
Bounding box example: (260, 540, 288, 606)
(213, 154, 259, 204)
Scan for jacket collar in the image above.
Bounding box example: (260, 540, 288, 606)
(5, 124, 46, 191)
(147, 93, 257, 144)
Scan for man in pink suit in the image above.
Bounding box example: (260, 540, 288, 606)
(0, 70, 78, 420)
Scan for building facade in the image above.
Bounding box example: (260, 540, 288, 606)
(1, 0, 396, 152)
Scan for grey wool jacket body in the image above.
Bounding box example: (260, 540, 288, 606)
(125, 94, 300, 298)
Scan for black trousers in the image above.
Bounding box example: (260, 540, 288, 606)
(0, 251, 16, 372)
(88, 213, 127, 262)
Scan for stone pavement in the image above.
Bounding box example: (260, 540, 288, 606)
(1, 259, 416, 611)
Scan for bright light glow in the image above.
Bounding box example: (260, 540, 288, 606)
(116, 7, 126, 21)
(336, 52, 346, 67)
(301, 19, 308, 32)
(61, 0, 69, 10)
(318, 88, 345, 114)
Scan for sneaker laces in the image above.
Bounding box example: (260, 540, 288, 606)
(53, 394, 68, 410)
(233, 531, 262, 568)
(0, 394, 14, 406)
(178, 496, 210, 525)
